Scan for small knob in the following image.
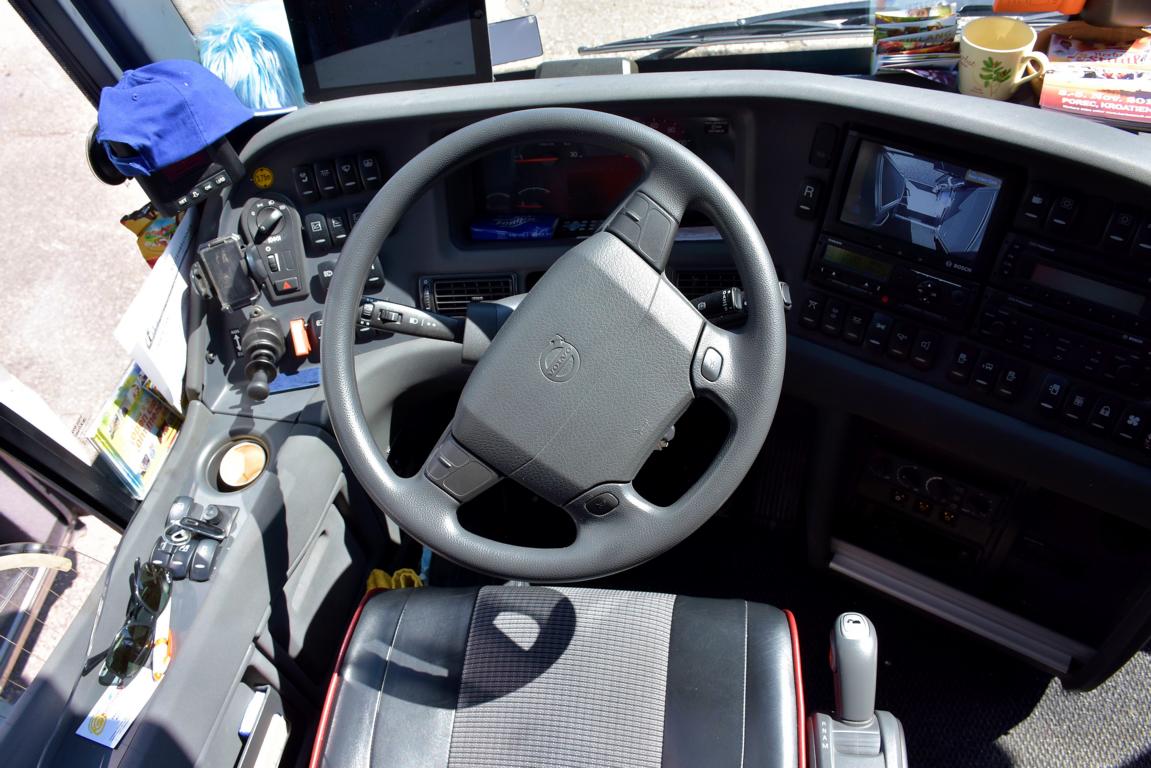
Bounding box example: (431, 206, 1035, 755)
(924, 476, 952, 501)
(895, 465, 923, 491)
(253, 207, 284, 244)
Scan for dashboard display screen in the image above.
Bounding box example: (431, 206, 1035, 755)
(285, 0, 490, 100)
(840, 141, 1003, 265)
(1031, 263, 1146, 315)
(824, 243, 894, 281)
(471, 142, 643, 240)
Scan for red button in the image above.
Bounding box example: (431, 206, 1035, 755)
(272, 276, 300, 295)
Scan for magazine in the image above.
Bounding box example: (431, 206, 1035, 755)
(1039, 35, 1151, 129)
(87, 365, 181, 499)
(872, 0, 959, 74)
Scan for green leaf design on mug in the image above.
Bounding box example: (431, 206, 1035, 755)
(980, 57, 1012, 87)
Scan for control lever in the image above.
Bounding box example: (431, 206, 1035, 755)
(240, 307, 285, 402)
(832, 612, 878, 724)
(360, 298, 464, 343)
(808, 612, 907, 768)
(693, 286, 748, 326)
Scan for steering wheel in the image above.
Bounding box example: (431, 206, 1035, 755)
(323, 108, 787, 582)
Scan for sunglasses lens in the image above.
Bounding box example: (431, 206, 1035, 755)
(135, 562, 171, 614)
(98, 624, 153, 686)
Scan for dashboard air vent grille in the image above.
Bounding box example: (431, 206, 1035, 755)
(422, 274, 516, 317)
(675, 270, 742, 299)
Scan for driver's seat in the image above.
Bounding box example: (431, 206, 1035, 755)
(310, 585, 803, 768)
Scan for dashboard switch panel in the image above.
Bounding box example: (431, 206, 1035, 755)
(241, 197, 308, 302)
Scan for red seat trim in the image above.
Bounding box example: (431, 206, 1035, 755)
(784, 609, 807, 768)
(308, 588, 384, 768)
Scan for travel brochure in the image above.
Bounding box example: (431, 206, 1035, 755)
(87, 365, 181, 499)
(872, 0, 960, 75)
(1039, 34, 1151, 129)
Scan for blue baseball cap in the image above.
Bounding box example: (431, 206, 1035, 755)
(97, 60, 253, 177)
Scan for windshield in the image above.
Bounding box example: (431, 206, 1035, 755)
(488, 0, 841, 65)
(175, 0, 859, 78)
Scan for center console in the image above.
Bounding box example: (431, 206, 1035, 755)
(796, 129, 1151, 467)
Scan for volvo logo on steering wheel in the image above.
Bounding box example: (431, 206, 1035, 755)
(540, 334, 580, 383)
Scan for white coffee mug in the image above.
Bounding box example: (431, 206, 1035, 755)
(959, 17, 1048, 100)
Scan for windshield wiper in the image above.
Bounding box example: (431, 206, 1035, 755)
(578, 2, 873, 58)
(577, 1, 1064, 60)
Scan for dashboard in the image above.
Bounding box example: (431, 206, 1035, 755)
(193, 71, 1151, 686)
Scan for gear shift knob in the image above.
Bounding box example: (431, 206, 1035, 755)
(831, 612, 878, 724)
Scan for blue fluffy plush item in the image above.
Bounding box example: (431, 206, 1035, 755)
(197, 3, 305, 110)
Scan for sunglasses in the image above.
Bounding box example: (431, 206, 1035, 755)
(83, 559, 172, 687)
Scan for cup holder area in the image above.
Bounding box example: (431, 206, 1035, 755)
(207, 438, 269, 492)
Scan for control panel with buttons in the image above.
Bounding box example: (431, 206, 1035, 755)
(292, 153, 384, 202)
(798, 288, 1151, 467)
(148, 497, 237, 582)
(798, 150, 1151, 470)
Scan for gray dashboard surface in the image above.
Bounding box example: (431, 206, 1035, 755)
(205, 70, 1151, 530)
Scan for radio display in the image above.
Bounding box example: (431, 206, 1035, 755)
(1030, 263, 1146, 316)
(825, 243, 894, 281)
(840, 141, 1003, 265)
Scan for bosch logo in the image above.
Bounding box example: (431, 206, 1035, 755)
(540, 334, 580, 383)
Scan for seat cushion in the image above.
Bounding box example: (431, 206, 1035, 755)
(311, 586, 803, 768)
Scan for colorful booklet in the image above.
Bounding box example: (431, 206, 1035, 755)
(872, 1, 959, 74)
(87, 365, 181, 499)
(1039, 35, 1151, 129)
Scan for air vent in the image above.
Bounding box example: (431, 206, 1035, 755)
(674, 270, 742, 299)
(421, 274, 516, 317)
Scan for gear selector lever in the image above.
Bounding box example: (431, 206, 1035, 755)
(809, 612, 907, 768)
(833, 612, 878, 724)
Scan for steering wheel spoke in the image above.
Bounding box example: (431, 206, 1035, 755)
(604, 170, 688, 272)
(565, 481, 661, 525)
(690, 322, 747, 421)
(421, 433, 501, 504)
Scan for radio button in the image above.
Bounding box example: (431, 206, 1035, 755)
(948, 343, 978, 384)
(1047, 195, 1080, 234)
(843, 307, 870, 345)
(994, 361, 1027, 401)
(1133, 218, 1151, 256)
(911, 330, 940, 370)
(800, 293, 824, 329)
(1037, 373, 1068, 413)
(887, 322, 915, 361)
(1061, 388, 1093, 425)
(864, 313, 894, 353)
(314, 160, 340, 198)
(1087, 396, 1121, 434)
(1081, 347, 1107, 377)
(1021, 185, 1055, 225)
(1103, 209, 1140, 253)
(293, 165, 319, 201)
(1113, 406, 1147, 445)
(973, 354, 1002, 392)
(808, 123, 838, 168)
(821, 299, 846, 336)
(796, 178, 823, 219)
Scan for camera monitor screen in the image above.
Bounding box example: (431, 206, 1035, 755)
(840, 140, 1003, 265)
(284, 0, 491, 101)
